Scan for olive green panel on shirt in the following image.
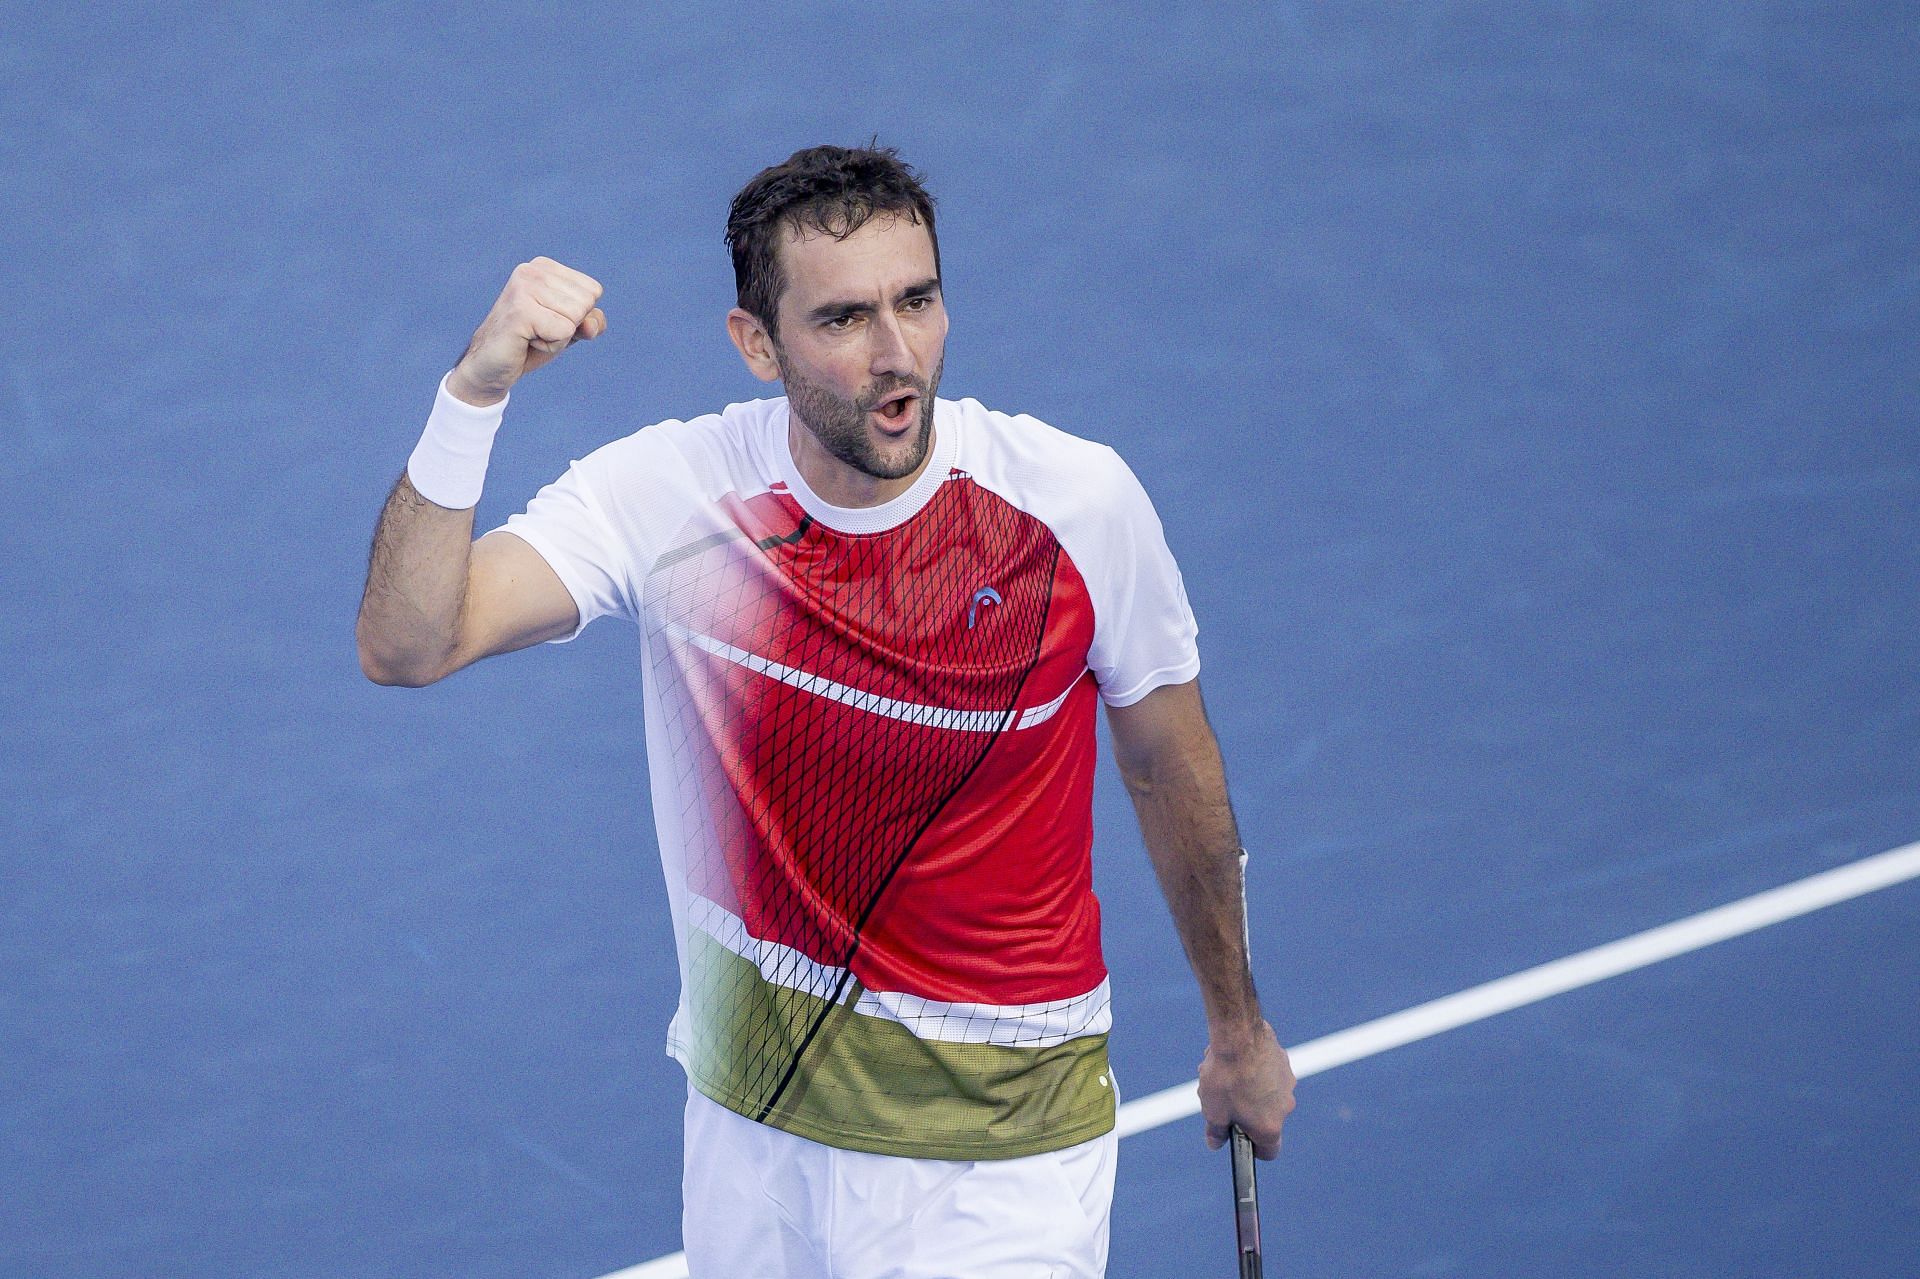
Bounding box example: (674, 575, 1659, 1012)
(683, 928, 1116, 1160)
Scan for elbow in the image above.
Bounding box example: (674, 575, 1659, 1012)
(359, 647, 435, 687)
(1114, 758, 1158, 802)
(361, 656, 437, 687)
(356, 626, 447, 688)
(1114, 743, 1200, 803)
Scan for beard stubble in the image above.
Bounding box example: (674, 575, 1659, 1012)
(776, 349, 944, 483)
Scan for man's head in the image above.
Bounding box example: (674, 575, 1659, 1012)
(725, 145, 948, 503)
(725, 144, 940, 340)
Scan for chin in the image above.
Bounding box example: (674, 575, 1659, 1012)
(868, 420, 933, 479)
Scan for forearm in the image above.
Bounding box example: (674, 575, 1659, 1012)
(356, 471, 477, 686)
(1110, 681, 1295, 1154)
(357, 359, 523, 686)
(1120, 713, 1263, 1040)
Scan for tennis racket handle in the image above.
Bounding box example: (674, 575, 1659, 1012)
(1230, 1124, 1263, 1278)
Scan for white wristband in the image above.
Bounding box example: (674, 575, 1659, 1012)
(406, 374, 509, 509)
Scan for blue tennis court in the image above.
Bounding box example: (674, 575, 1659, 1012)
(5, 5, 1916, 1276)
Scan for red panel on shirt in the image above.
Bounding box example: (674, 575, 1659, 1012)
(644, 473, 1106, 1007)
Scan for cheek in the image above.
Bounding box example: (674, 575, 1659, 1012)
(803, 355, 872, 403)
(916, 314, 950, 359)
(786, 342, 856, 387)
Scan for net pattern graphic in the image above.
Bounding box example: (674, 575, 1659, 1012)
(688, 894, 1113, 1047)
(643, 479, 1062, 1118)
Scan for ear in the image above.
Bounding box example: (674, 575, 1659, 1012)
(727, 307, 782, 383)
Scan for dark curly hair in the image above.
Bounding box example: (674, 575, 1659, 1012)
(725, 143, 939, 339)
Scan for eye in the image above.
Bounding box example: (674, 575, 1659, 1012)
(824, 314, 858, 332)
(902, 296, 933, 313)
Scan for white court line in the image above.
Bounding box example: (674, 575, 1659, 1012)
(596, 840, 1920, 1279)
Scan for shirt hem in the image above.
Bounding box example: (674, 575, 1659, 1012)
(688, 1075, 1119, 1161)
(1098, 655, 1202, 707)
(488, 525, 594, 643)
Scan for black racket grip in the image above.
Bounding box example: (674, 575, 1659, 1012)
(1230, 1124, 1262, 1278)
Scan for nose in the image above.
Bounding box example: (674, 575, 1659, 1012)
(867, 311, 913, 380)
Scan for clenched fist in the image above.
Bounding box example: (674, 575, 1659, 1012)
(446, 257, 607, 406)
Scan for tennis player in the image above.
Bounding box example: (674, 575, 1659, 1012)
(357, 144, 1294, 1277)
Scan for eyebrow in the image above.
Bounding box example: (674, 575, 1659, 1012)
(805, 277, 942, 323)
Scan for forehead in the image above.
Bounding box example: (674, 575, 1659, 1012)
(775, 211, 938, 307)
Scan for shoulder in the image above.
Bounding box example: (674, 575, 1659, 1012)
(944, 397, 1153, 531)
(578, 396, 785, 499)
(944, 397, 1137, 508)
(586, 395, 784, 468)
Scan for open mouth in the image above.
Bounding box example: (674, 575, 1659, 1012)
(870, 390, 920, 434)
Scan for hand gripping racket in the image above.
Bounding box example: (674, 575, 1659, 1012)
(1230, 1123, 1263, 1277)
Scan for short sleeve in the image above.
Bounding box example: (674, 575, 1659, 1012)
(1085, 448, 1201, 705)
(490, 448, 638, 643)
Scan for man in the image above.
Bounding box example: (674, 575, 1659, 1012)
(357, 144, 1293, 1277)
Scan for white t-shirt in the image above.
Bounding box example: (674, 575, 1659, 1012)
(494, 394, 1198, 1159)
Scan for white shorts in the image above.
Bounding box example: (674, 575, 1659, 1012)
(681, 1086, 1117, 1279)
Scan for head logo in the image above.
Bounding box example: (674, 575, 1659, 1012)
(967, 586, 1002, 629)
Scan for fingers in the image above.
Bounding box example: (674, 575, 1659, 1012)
(524, 255, 604, 303)
(453, 257, 606, 400)
(523, 286, 606, 357)
(1207, 1115, 1285, 1158)
(511, 256, 605, 341)
(1243, 1079, 1296, 1161)
(531, 309, 605, 351)
(1200, 1081, 1232, 1151)
(1198, 1032, 1296, 1160)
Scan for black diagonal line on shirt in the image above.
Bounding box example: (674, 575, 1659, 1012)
(752, 539, 1063, 1123)
(649, 515, 812, 578)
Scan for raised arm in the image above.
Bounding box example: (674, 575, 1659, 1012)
(1106, 678, 1297, 1159)
(356, 258, 607, 687)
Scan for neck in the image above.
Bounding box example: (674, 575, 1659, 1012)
(785, 413, 935, 509)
